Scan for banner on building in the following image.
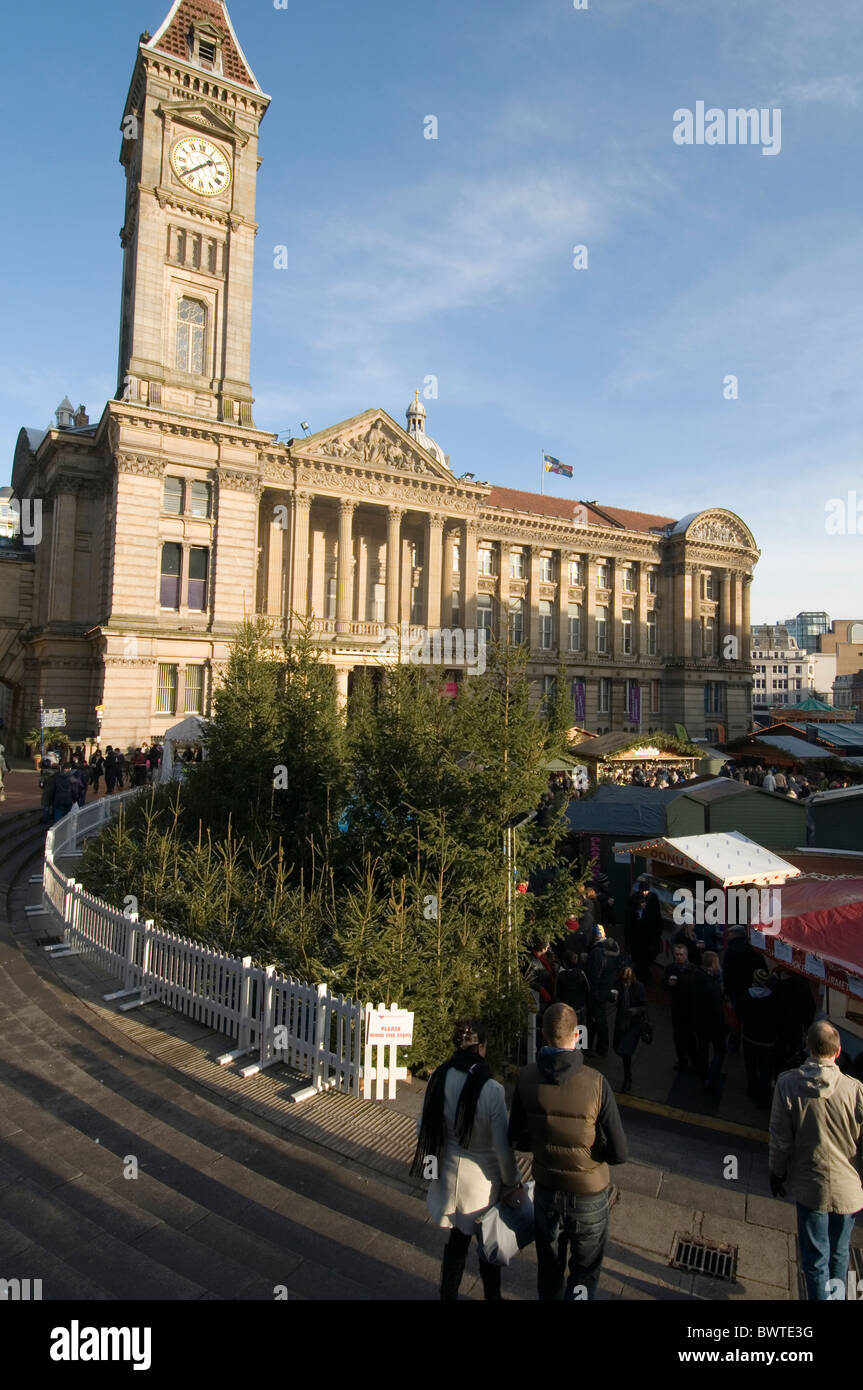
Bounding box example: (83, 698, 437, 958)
(572, 679, 585, 724)
(628, 683, 641, 724)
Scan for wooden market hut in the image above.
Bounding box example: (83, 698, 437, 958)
(570, 731, 703, 786)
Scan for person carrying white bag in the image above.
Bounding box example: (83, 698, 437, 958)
(411, 1018, 521, 1300)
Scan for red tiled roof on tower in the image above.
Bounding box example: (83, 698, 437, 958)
(485, 486, 676, 534)
(147, 0, 260, 91)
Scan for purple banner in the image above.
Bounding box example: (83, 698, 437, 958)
(572, 679, 585, 724)
(628, 682, 641, 724)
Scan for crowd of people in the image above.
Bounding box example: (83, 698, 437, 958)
(605, 763, 697, 788)
(39, 743, 165, 823)
(720, 761, 863, 799)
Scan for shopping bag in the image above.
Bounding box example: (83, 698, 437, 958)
(477, 1180, 535, 1266)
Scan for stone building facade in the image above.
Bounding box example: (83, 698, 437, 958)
(1, 1, 759, 752)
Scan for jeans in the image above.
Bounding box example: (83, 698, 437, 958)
(796, 1205, 857, 1301)
(533, 1184, 609, 1300)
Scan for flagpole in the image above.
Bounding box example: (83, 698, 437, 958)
(541, 449, 545, 496)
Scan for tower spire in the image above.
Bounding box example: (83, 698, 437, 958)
(144, 1, 263, 93)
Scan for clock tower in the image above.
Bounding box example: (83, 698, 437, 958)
(117, 1, 270, 425)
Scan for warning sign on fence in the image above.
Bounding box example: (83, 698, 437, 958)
(366, 1009, 414, 1047)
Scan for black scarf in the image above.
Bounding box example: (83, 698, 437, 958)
(409, 1049, 491, 1178)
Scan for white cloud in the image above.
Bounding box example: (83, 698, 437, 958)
(779, 75, 859, 108)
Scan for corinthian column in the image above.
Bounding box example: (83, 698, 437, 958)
(463, 520, 479, 632)
(425, 514, 444, 630)
(691, 567, 702, 658)
(289, 491, 311, 627)
(336, 498, 356, 635)
(385, 506, 404, 627)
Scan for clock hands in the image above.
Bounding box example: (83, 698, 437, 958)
(183, 157, 217, 176)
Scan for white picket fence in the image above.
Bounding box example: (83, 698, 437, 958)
(40, 793, 401, 1100)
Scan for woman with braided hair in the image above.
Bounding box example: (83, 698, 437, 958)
(411, 1019, 520, 1299)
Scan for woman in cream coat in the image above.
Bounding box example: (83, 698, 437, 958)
(413, 1019, 520, 1299)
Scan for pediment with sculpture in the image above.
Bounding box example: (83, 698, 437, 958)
(294, 411, 456, 482)
(681, 509, 758, 551)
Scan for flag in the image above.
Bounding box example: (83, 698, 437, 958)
(543, 453, 572, 478)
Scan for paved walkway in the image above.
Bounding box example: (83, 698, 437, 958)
(0, 833, 844, 1302)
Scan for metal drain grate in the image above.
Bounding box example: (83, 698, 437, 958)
(671, 1234, 738, 1282)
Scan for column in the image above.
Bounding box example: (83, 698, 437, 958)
(265, 500, 286, 617)
(742, 576, 752, 661)
(385, 506, 404, 627)
(176, 666, 187, 717)
(498, 541, 511, 641)
(336, 498, 356, 635)
(289, 491, 311, 625)
(527, 544, 541, 650)
(49, 490, 77, 623)
(556, 550, 569, 657)
(585, 552, 597, 654)
(734, 574, 744, 653)
(334, 667, 350, 708)
(444, 525, 460, 626)
(721, 568, 733, 653)
(463, 520, 479, 633)
(636, 560, 649, 659)
(690, 567, 702, 658)
(425, 513, 444, 630)
(612, 559, 625, 660)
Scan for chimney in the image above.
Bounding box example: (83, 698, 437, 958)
(73, 405, 89, 427)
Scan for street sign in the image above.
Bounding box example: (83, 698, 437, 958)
(41, 709, 66, 727)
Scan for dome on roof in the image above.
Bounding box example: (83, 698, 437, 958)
(405, 393, 450, 470)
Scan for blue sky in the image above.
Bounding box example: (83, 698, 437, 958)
(3, 0, 862, 622)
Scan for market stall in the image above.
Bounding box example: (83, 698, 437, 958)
(752, 877, 863, 1050)
(158, 715, 205, 783)
(572, 732, 703, 787)
(612, 830, 802, 937)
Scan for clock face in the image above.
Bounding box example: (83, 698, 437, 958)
(170, 137, 232, 197)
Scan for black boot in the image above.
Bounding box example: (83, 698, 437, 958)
(479, 1258, 502, 1301)
(440, 1246, 467, 1300)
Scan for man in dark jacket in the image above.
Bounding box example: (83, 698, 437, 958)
(625, 880, 663, 985)
(555, 947, 591, 1026)
(722, 925, 762, 1053)
(693, 952, 727, 1095)
(48, 766, 75, 822)
(769, 968, 815, 1075)
(509, 1003, 628, 1300)
(738, 969, 780, 1106)
(663, 943, 699, 1072)
(586, 928, 620, 1057)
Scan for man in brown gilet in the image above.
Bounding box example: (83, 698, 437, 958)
(509, 1002, 628, 1299)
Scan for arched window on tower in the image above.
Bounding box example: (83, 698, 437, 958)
(176, 298, 206, 375)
